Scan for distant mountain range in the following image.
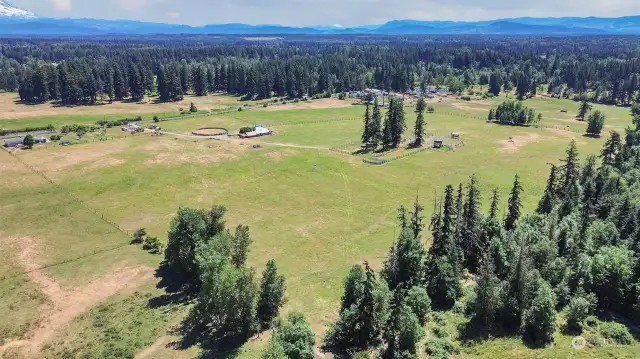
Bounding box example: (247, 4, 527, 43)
(2, 1, 640, 36)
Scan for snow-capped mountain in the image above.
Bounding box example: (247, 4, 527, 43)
(0, 1, 36, 18)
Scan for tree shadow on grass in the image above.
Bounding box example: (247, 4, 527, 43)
(458, 316, 519, 346)
(147, 262, 198, 309)
(174, 310, 246, 359)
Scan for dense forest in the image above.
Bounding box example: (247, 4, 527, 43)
(2, 36, 640, 106)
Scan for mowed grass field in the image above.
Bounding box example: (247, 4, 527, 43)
(1, 93, 639, 358)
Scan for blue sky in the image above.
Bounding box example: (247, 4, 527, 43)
(10, 0, 640, 26)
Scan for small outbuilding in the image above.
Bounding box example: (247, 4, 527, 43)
(3, 137, 23, 148)
(451, 132, 460, 139)
(34, 136, 47, 144)
(239, 125, 271, 138)
(433, 139, 444, 148)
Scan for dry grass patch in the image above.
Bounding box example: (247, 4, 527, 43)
(143, 137, 247, 166)
(263, 149, 296, 162)
(498, 133, 541, 153)
(16, 140, 130, 173)
(0, 237, 153, 357)
(0, 93, 246, 120)
(545, 128, 587, 144)
(262, 98, 353, 111)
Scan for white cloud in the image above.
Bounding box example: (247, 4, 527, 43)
(50, 0, 71, 12)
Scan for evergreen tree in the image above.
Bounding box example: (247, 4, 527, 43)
(32, 65, 49, 102)
(489, 189, 500, 221)
(504, 174, 523, 231)
(410, 194, 425, 239)
(462, 174, 483, 270)
(341, 265, 365, 312)
(384, 291, 423, 358)
(193, 65, 208, 96)
(369, 99, 382, 150)
(382, 97, 395, 149)
(361, 102, 372, 149)
(600, 131, 621, 167)
(356, 261, 382, 349)
(413, 97, 426, 147)
(489, 72, 502, 96)
(577, 99, 592, 121)
(180, 64, 191, 94)
(104, 68, 115, 103)
(113, 66, 127, 101)
(559, 140, 580, 200)
(425, 185, 462, 309)
(537, 165, 558, 215)
(473, 255, 501, 329)
(257, 260, 286, 327)
(631, 104, 640, 131)
(391, 97, 406, 147)
(128, 65, 144, 101)
(383, 227, 426, 291)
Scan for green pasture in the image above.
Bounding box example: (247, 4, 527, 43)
(0, 96, 638, 358)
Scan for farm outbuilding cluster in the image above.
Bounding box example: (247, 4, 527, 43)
(3, 136, 46, 148)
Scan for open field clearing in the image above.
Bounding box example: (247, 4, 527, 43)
(1, 94, 639, 358)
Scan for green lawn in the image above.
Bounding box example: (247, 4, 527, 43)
(0, 96, 638, 358)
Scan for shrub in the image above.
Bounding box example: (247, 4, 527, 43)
(565, 293, 597, 331)
(132, 228, 147, 244)
(521, 280, 557, 346)
(338, 92, 346, 100)
(49, 134, 61, 141)
(238, 107, 243, 111)
(433, 325, 450, 339)
(404, 286, 431, 325)
(239, 127, 254, 134)
(153, 115, 160, 123)
(143, 237, 164, 254)
(263, 103, 269, 107)
(135, 116, 143, 121)
(584, 333, 605, 347)
(272, 312, 315, 359)
(460, 96, 472, 101)
(351, 351, 370, 359)
(293, 98, 300, 103)
(600, 322, 633, 345)
(0, 124, 55, 136)
(190, 102, 198, 112)
(583, 316, 599, 329)
(424, 337, 459, 359)
(426, 105, 435, 113)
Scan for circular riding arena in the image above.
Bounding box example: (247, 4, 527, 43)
(191, 127, 229, 136)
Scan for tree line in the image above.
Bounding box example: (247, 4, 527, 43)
(323, 114, 640, 357)
(4, 36, 640, 106)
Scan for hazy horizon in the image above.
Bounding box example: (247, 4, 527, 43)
(7, 0, 640, 27)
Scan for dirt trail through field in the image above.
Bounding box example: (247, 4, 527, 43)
(0, 237, 153, 357)
(134, 336, 171, 359)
